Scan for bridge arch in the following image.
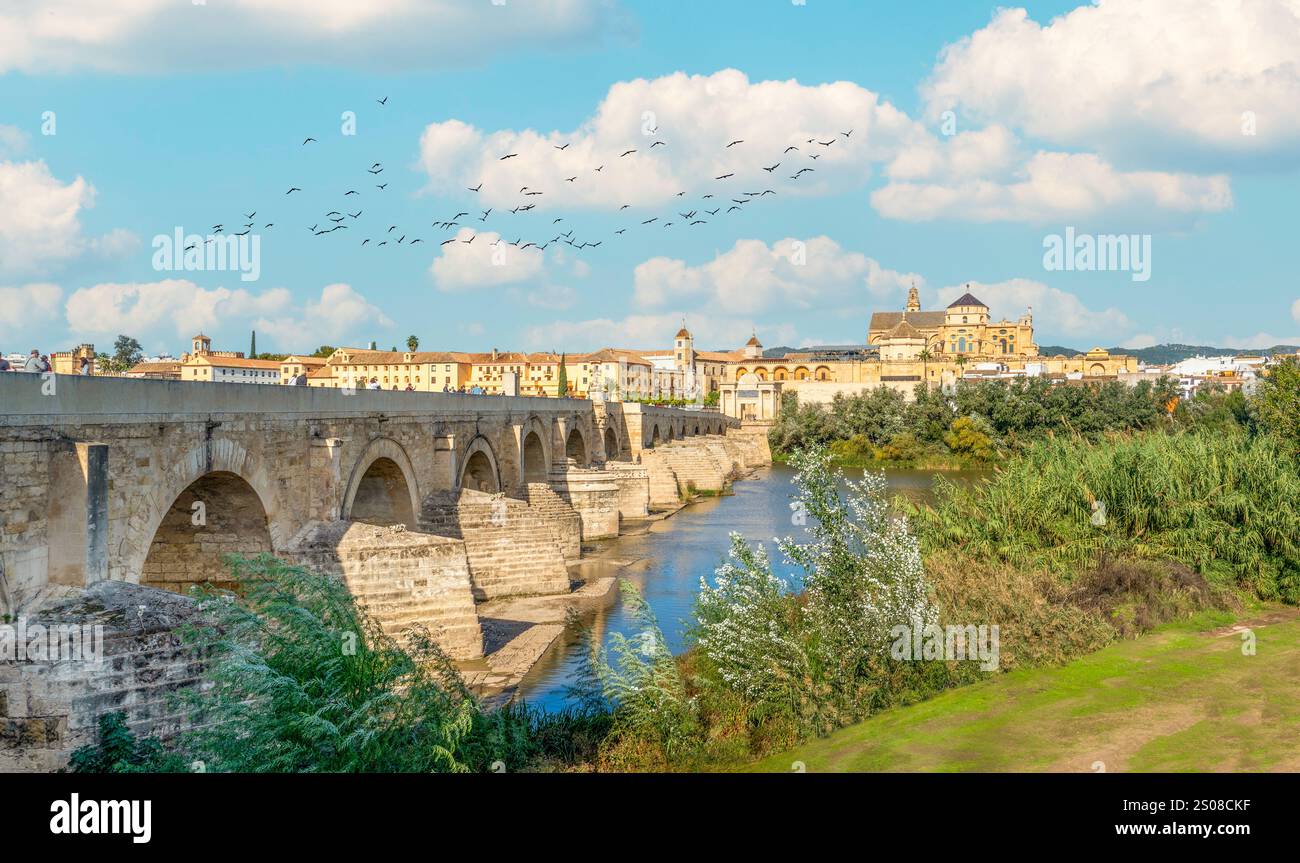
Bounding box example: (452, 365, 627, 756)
(649, 423, 662, 447)
(603, 425, 621, 461)
(342, 437, 420, 527)
(521, 418, 550, 483)
(128, 439, 283, 589)
(460, 435, 501, 493)
(565, 425, 588, 465)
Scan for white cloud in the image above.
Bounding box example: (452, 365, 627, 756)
(1292, 297, 1300, 324)
(0, 0, 630, 74)
(933, 278, 1132, 343)
(64, 278, 294, 339)
(0, 160, 95, 274)
(1219, 331, 1300, 350)
(0, 282, 62, 337)
(923, 1, 1300, 165)
(419, 68, 924, 210)
(1120, 333, 1158, 350)
(633, 236, 922, 314)
(255, 283, 394, 344)
(430, 229, 545, 291)
(872, 151, 1232, 224)
(0, 125, 28, 157)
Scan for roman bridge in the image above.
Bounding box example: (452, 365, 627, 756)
(0, 375, 766, 647)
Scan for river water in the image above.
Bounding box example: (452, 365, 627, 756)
(515, 463, 986, 711)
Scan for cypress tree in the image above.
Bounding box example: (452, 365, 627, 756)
(250, 330, 257, 358)
(556, 353, 568, 398)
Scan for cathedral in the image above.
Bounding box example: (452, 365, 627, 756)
(867, 285, 1038, 359)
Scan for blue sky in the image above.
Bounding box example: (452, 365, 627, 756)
(2, 0, 1297, 357)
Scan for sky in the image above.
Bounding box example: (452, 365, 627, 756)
(1, 0, 1298, 358)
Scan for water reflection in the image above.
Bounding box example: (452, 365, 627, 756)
(515, 462, 986, 711)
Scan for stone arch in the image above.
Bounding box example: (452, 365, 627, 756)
(774, 367, 788, 381)
(735, 367, 748, 378)
(140, 471, 272, 594)
(753, 367, 768, 381)
(1088, 362, 1107, 376)
(794, 366, 810, 380)
(815, 366, 831, 381)
(127, 438, 283, 585)
(565, 426, 588, 465)
(460, 436, 501, 493)
(666, 425, 676, 442)
(650, 424, 662, 447)
(522, 429, 549, 482)
(342, 437, 420, 527)
(603, 426, 620, 461)
(693, 423, 700, 435)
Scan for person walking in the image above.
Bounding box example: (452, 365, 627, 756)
(78, 357, 91, 375)
(22, 349, 43, 373)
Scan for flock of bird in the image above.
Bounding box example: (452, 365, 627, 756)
(196, 96, 857, 257)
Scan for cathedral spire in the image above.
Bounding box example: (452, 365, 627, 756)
(905, 280, 921, 312)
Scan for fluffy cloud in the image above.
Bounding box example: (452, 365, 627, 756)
(0, 160, 96, 274)
(873, 151, 1231, 224)
(633, 236, 922, 314)
(0, 282, 62, 337)
(64, 278, 293, 338)
(1292, 297, 1300, 324)
(0, 0, 630, 73)
(1219, 331, 1300, 350)
(419, 67, 1233, 225)
(429, 229, 545, 291)
(923, 1, 1300, 165)
(419, 69, 924, 211)
(934, 278, 1132, 343)
(254, 283, 394, 344)
(0, 125, 28, 157)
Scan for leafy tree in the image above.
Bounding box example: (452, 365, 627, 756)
(112, 335, 143, 369)
(1255, 357, 1300, 458)
(312, 345, 336, 358)
(944, 415, 997, 461)
(557, 353, 568, 397)
(407, 335, 419, 352)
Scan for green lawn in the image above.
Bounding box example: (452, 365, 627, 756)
(747, 608, 1300, 773)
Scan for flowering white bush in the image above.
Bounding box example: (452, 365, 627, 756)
(694, 447, 937, 728)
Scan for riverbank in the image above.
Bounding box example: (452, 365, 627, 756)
(460, 467, 764, 704)
(746, 605, 1300, 772)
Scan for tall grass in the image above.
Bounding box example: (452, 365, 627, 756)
(908, 428, 1300, 603)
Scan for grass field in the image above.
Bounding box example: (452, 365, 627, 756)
(747, 607, 1300, 773)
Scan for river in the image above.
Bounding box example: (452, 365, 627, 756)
(514, 463, 987, 711)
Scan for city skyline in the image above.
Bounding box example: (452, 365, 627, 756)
(3, 0, 1299, 357)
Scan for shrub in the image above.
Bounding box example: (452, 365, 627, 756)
(67, 712, 189, 773)
(944, 415, 997, 461)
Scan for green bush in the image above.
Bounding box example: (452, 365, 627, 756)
(67, 712, 189, 773)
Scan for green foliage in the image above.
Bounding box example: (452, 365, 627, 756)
(908, 428, 1300, 603)
(557, 353, 568, 396)
(568, 582, 700, 770)
(177, 555, 497, 772)
(944, 416, 997, 461)
(312, 345, 337, 358)
(1255, 357, 1300, 458)
(406, 334, 419, 352)
(67, 712, 189, 773)
(769, 377, 1182, 463)
(112, 335, 143, 369)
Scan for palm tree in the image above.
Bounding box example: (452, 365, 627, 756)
(917, 347, 933, 387)
(406, 335, 419, 352)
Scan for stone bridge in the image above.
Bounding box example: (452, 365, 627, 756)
(0, 374, 770, 769)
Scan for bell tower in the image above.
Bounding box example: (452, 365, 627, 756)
(906, 281, 921, 312)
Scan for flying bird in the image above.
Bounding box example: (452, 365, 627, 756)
(469, 183, 483, 192)
(784, 146, 799, 153)
(554, 142, 570, 150)
(345, 190, 358, 195)
(650, 140, 666, 148)
(302, 137, 316, 145)
(726, 140, 744, 148)
(499, 153, 518, 160)
(286, 187, 301, 194)
(377, 97, 388, 106)
(715, 173, 734, 180)
(620, 149, 637, 157)
(376, 183, 388, 189)
(641, 217, 657, 224)
(763, 163, 780, 172)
